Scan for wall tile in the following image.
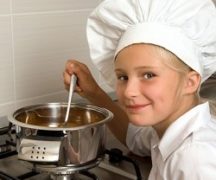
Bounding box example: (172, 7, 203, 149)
(14, 90, 88, 110)
(0, 17, 14, 104)
(0, 0, 11, 15)
(13, 11, 91, 100)
(0, 103, 15, 118)
(0, 116, 11, 127)
(0, 17, 13, 66)
(0, 65, 14, 103)
(12, 0, 101, 13)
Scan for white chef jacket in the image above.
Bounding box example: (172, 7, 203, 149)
(126, 102, 216, 180)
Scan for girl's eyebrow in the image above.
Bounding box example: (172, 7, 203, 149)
(135, 66, 160, 70)
(115, 68, 124, 72)
(115, 66, 160, 72)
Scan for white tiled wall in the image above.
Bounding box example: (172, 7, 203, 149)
(0, 0, 113, 123)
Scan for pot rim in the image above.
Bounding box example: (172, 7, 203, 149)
(8, 102, 113, 131)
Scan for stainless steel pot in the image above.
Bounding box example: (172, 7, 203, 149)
(8, 103, 113, 167)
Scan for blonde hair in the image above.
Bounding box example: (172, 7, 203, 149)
(153, 44, 201, 97)
(152, 44, 216, 115)
(153, 45, 192, 74)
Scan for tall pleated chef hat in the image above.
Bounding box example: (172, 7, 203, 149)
(86, 0, 216, 88)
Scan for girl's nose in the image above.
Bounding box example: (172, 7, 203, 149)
(124, 79, 140, 98)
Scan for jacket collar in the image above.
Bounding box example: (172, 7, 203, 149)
(157, 102, 211, 161)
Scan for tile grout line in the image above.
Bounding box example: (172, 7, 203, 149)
(9, 0, 17, 109)
(0, 8, 93, 17)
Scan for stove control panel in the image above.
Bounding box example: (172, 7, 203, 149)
(18, 138, 61, 162)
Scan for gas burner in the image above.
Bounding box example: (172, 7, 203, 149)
(0, 144, 12, 153)
(23, 158, 101, 175)
(49, 171, 99, 180)
(0, 136, 15, 154)
(0, 123, 16, 156)
(15, 158, 102, 180)
(0, 170, 99, 180)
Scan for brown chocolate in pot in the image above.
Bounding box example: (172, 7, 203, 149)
(15, 107, 105, 128)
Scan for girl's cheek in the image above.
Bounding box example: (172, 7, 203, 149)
(115, 86, 124, 100)
(115, 88, 121, 99)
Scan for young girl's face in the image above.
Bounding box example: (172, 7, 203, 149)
(115, 44, 187, 133)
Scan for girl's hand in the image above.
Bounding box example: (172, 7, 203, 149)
(63, 59, 102, 100)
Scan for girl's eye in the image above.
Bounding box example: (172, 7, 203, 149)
(117, 75, 128, 81)
(143, 73, 155, 79)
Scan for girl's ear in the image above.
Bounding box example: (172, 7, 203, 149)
(184, 71, 201, 94)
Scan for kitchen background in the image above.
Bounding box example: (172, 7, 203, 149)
(0, 0, 114, 126)
(0, 0, 215, 127)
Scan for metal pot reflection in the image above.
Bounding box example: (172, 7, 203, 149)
(8, 103, 113, 167)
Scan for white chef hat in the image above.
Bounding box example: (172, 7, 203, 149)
(87, 0, 216, 88)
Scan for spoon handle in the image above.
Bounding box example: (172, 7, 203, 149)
(64, 74, 77, 124)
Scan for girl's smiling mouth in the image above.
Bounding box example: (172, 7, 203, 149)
(125, 103, 151, 113)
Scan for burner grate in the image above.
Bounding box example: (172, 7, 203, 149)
(50, 170, 99, 180)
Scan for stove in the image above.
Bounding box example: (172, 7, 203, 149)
(0, 122, 151, 180)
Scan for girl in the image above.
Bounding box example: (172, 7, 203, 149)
(64, 0, 216, 179)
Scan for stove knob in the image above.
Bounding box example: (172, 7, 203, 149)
(107, 148, 123, 163)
